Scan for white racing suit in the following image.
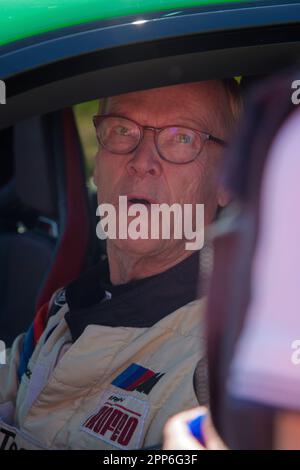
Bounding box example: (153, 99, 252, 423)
(0, 253, 206, 450)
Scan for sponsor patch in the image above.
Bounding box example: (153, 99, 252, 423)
(0, 423, 18, 450)
(54, 289, 66, 307)
(81, 390, 149, 449)
(112, 363, 165, 395)
(0, 419, 45, 450)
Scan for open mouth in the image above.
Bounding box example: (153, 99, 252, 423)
(128, 195, 154, 207)
(128, 197, 152, 207)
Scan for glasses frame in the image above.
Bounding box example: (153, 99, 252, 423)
(93, 114, 227, 165)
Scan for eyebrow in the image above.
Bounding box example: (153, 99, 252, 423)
(177, 116, 212, 132)
(105, 111, 213, 133)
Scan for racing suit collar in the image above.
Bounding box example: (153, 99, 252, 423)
(65, 251, 200, 341)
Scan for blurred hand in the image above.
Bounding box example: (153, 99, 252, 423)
(163, 406, 227, 450)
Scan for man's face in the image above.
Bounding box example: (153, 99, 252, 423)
(94, 81, 230, 256)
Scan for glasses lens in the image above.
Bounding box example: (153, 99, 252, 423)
(97, 116, 140, 154)
(157, 127, 202, 163)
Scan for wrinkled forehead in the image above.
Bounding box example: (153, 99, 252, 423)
(99, 82, 229, 135)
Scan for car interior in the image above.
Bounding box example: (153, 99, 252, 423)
(0, 109, 103, 345)
(1, 1, 300, 346)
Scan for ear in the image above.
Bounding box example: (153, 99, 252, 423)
(217, 186, 231, 208)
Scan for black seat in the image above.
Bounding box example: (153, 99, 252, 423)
(0, 109, 94, 346)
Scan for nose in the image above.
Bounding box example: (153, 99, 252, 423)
(126, 130, 162, 177)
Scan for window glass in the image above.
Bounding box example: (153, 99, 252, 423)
(73, 99, 99, 193)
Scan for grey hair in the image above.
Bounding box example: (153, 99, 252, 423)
(99, 79, 243, 131)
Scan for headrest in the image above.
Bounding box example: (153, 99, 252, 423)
(14, 116, 58, 218)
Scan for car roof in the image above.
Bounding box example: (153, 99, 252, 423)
(0, 0, 262, 47)
(1, 0, 300, 129)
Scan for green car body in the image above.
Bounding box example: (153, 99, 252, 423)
(0, 0, 249, 47)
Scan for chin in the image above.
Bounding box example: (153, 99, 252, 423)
(110, 237, 166, 257)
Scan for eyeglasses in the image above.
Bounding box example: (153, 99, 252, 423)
(93, 115, 227, 165)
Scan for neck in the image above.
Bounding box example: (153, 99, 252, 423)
(107, 241, 193, 285)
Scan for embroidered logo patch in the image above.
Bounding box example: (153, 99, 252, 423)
(81, 390, 149, 449)
(54, 289, 66, 307)
(112, 363, 165, 395)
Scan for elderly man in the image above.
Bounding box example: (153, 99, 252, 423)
(0, 80, 239, 450)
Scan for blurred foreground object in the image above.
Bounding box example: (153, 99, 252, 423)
(163, 66, 300, 450)
(208, 67, 300, 450)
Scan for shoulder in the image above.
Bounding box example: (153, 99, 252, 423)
(157, 297, 206, 339)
